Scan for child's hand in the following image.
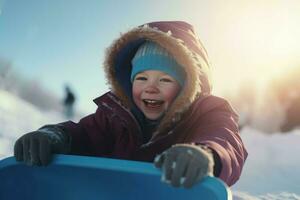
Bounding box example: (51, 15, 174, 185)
(154, 144, 214, 188)
(14, 126, 70, 166)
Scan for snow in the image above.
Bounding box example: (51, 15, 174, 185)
(1, 89, 300, 199)
(232, 127, 300, 199)
(0, 89, 66, 158)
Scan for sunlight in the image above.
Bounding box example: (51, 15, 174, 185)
(197, 1, 300, 94)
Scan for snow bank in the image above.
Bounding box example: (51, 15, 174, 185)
(0, 89, 66, 159)
(232, 127, 300, 199)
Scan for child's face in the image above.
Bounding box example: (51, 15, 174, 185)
(132, 70, 181, 120)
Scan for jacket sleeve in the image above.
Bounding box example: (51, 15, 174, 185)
(57, 106, 114, 156)
(188, 96, 248, 186)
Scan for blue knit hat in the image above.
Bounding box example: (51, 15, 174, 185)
(131, 41, 185, 86)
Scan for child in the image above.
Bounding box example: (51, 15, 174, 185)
(14, 21, 248, 188)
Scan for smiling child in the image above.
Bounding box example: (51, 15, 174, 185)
(14, 21, 247, 188)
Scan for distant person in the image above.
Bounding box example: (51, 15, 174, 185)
(14, 21, 247, 188)
(63, 85, 75, 118)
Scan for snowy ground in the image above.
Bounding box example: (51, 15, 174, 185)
(232, 128, 300, 199)
(1, 89, 300, 200)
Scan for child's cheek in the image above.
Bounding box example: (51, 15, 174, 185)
(163, 86, 180, 105)
(132, 84, 142, 106)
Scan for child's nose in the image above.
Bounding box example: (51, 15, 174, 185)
(145, 85, 159, 94)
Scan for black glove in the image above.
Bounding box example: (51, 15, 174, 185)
(14, 125, 71, 166)
(154, 144, 214, 188)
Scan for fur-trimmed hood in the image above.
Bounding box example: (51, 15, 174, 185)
(103, 21, 212, 135)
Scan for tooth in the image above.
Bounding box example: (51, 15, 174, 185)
(144, 99, 162, 104)
(146, 100, 155, 103)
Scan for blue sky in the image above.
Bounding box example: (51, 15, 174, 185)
(1, 0, 300, 114)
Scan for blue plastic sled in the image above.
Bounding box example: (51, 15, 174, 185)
(0, 155, 232, 200)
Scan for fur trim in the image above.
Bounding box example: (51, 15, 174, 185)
(103, 25, 211, 136)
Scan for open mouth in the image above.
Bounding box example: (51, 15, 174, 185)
(143, 99, 164, 108)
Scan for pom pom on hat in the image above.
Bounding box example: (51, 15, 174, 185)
(131, 41, 185, 87)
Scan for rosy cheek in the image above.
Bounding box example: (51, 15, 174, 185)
(165, 95, 174, 104)
(164, 87, 180, 104)
(132, 85, 142, 105)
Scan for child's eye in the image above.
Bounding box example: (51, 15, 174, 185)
(135, 76, 147, 81)
(160, 78, 173, 82)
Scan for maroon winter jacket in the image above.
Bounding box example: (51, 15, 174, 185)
(59, 21, 247, 186)
(59, 92, 246, 186)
